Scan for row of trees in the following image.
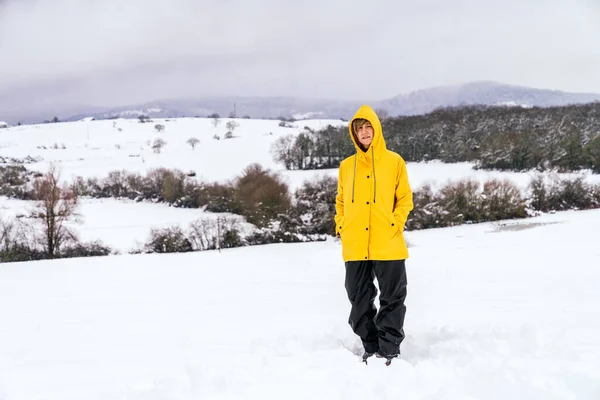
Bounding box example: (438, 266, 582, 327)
(3, 161, 600, 262)
(0, 162, 334, 262)
(68, 164, 293, 230)
(271, 125, 354, 170)
(271, 103, 600, 173)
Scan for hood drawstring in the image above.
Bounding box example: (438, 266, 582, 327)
(352, 150, 357, 203)
(372, 146, 376, 203)
(351, 147, 377, 204)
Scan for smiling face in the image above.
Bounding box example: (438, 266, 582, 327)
(352, 118, 374, 150)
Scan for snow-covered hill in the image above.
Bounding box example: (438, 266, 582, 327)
(377, 81, 600, 116)
(2, 117, 599, 191)
(0, 117, 345, 188)
(2, 116, 600, 254)
(67, 82, 600, 121)
(4, 81, 600, 124)
(0, 207, 599, 399)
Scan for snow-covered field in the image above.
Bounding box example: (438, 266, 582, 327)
(1, 117, 600, 399)
(2, 116, 600, 254)
(0, 208, 599, 399)
(0, 118, 346, 190)
(2, 117, 599, 192)
(0, 197, 248, 253)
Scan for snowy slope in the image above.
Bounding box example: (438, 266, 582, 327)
(2, 116, 600, 255)
(377, 81, 600, 116)
(0, 117, 346, 189)
(1, 117, 599, 192)
(4, 81, 600, 125)
(0, 208, 599, 399)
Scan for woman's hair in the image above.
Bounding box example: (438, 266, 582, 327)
(351, 118, 371, 149)
(351, 118, 370, 135)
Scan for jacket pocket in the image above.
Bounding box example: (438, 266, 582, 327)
(339, 212, 359, 238)
(336, 219, 344, 237)
(389, 214, 401, 238)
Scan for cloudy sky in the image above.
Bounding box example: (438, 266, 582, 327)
(1, 0, 600, 109)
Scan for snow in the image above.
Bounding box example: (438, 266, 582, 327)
(0, 208, 599, 399)
(495, 101, 534, 109)
(1, 117, 600, 398)
(2, 116, 598, 254)
(291, 111, 324, 120)
(0, 118, 346, 190)
(1, 117, 598, 192)
(0, 197, 250, 253)
(117, 108, 163, 117)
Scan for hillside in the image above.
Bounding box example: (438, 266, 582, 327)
(1, 114, 600, 261)
(376, 80, 600, 115)
(0, 117, 346, 186)
(274, 102, 600, 173)
(4, 81, 600, 125)
(69, 81, 600, 122)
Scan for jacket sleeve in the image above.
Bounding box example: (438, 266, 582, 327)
(334, 165, 344, 236)
(392, 158, 413, 229)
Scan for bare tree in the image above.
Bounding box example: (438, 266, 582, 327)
(210, 114, 220, 128)
(270, 134, 296, 169)
(186, 137, 200, 150)
(225, 120, 238, 138)
(214, 215, 241, 252)
(155, 124, 165, 132)
(0, 217, 16, 252)
(0, 216, 35, 261)
(188, 216, 241, 252)
(188, 218, 216, 251)
(152, 138, 167, 153)
(29, 165, 79, 257)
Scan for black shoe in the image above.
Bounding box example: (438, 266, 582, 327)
(362, 351, 376, 364)
(376, 352, 399, 366)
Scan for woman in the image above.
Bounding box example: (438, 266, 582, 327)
(334, 104, 413, 365)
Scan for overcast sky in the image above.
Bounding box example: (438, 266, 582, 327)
(1, 0, 600, 108)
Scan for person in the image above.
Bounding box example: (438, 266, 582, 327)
(334, 104, 413, 365)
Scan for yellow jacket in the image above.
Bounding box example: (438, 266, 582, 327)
(334, 105, 413, 262)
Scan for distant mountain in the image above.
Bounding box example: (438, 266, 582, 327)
(3, 81, 600, 125)
(374, 81, 600, 116)
(66, 96, 362, 122)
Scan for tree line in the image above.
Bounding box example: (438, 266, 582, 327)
(271, 102, 600, 173)
(2, 163, 600, 262)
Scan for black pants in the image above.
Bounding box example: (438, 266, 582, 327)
(344, 259, 407, 357)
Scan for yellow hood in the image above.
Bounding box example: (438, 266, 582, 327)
(348, 104, 387, 154)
